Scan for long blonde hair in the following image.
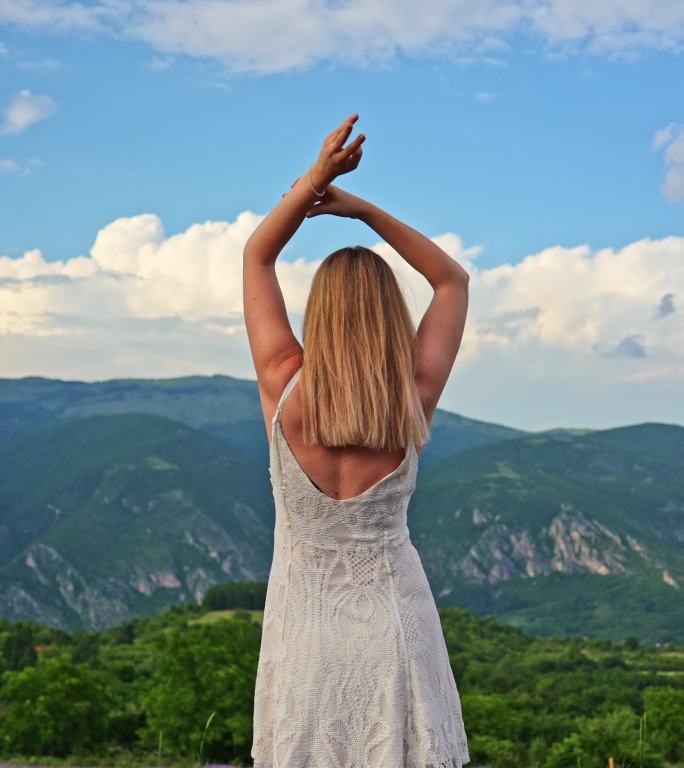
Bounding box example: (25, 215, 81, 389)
(300, 245, 429, 451)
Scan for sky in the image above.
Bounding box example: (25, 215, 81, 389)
(1, 0, 683, 432)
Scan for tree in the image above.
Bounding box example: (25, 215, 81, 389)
(0, 653, 116, 756)
(574, 707, 664, 768)
(545, 733, 585, 768)
(643, 687, 684, 761)
(139, 617, 261, 764)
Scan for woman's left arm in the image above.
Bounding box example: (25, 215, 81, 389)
(242, 113, 364, 384)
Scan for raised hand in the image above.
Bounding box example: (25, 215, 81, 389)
(310, 113, 365, 190)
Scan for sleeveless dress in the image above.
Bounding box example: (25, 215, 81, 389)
(251, 367, 470, 768)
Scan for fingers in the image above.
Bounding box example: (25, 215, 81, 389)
(348, 146, 363, 169)
(335, 132, 365, 162)
(330, 113, 359, 149)
(329, 114, 355, 140)
(339, 146, 362, 175)
(305, 192, 333, 216)
(305, 204, 326, 218)
(336, 113, 358, 136)
(332, 120, 355, 150)
(346, 133, 365, 154)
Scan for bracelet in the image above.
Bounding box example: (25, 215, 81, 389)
(308, 166, 326, 197)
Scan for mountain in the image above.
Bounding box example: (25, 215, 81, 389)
(410, 423, 684, 642)
(0, 373, 527, 466)
(0, 413, 273, 629)
(0, 375, 682, 642)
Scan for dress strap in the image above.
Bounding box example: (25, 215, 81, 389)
(271, 367, 302, 425)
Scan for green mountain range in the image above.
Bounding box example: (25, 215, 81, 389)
(0, 374, 682, 642)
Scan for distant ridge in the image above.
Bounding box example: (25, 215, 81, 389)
(0, 375, 681, 642)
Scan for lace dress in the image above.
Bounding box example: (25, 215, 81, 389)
(251, 366, 470, 768)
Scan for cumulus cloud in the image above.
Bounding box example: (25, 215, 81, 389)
(1, 89, 56, 135)
(462, 237, 683, 367)
(527, 0, 684, 56)
(652, 122, 684, 204)
(0, 1, 683, 72)
(1, 210, 683, 429)
(0, 0, 115, 32)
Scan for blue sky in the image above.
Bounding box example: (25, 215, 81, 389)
(1, 2, 683, 431)
(2, 27, 683, 265)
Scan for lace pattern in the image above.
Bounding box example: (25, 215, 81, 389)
(252, 367, 470, 768)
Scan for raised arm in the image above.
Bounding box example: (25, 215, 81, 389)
(305, 184, 469, 425)
(242, 112, 365, 428)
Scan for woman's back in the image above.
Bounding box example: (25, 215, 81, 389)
(273, 366, 418, 505)
(275, 365, 422, 502)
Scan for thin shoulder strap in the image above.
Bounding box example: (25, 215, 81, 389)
(271, 367, 302, 425)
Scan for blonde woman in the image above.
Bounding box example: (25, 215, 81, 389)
(243, 112, 470, 768)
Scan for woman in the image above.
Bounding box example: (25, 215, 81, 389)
(243, 112, 470, 768)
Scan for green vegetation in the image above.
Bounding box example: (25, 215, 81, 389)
(0, 584, 682, 768)
(441, 572, 684, 645)
(1, 387, 683, 644)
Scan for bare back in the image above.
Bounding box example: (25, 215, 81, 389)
(269, 364, 421, 503)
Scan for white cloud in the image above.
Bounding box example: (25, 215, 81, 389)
(146, 55, 175, 71)
(0, 155, 40, 174)
(527, 0, 684, 56)
(0, 0, 117, 32)
(1, 89, 56, 135)
(0, 1, 683, 72)
(652, 122, 684, 204)
(652, 123, 675, 151)
(16, 56, 61, 71)
(0, 157, 19, 172)
(0, 40, 8, 57)
(120, 0, 525, 74)
(0, 211, 682, 430)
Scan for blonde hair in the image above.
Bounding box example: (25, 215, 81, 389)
(300, 245, 429, 452)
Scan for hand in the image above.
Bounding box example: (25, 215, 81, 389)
(310, 112, 365, 189)
(303, 184, 367, 219)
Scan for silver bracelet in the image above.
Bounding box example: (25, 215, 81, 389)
(308, 166, 326, 197)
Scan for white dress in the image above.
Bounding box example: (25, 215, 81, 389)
(251, 366, 470, 768)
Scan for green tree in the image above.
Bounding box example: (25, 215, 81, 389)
(1, 623, 37, 672)
(459, 691, 526, 741)
(139, 617, 261, 764)
(529, 735, 550, 768)
(643, 686, 684, 761)
(0, 652, 116, 756)
(468, 735, 522, 768)
(575, 707, 664, 768)
(546, 733, 585, 768)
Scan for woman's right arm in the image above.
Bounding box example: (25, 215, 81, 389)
(356, 199, 470, 425)
(357, 201, 470, 288)
(305, 184, 470, 423)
